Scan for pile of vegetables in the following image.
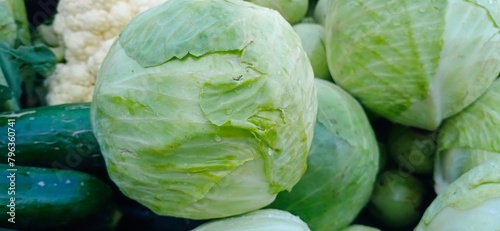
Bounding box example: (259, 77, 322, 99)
(1, 0, 500, 230)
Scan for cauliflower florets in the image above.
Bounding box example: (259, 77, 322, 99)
(45, 0, 169, 105)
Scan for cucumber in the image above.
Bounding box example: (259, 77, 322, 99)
(0, 103, 104, 173)
(52, 202, 123, 231)
(0, 164, 113, 230)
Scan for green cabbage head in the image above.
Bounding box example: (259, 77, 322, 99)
(415, 157, 500, 230)
(191, 209, 311, 231)
(246, 0, 308, 25)
(324, 0, 500, 130)
(434, 78, 500, 194)
(91, 0, 317, 220)
(342, 225, 381, 231)
(269, 79, 379, 231)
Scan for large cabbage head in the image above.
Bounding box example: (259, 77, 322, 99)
(91, 0, 317, 220)
(324, 0, 500, 130)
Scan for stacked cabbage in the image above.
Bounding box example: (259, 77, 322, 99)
(90, 0, 500, 230)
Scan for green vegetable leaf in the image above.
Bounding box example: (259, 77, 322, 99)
(0, 67, 17, 112)
(3, 0, 30, 46)
(0, 1, 16, 46)
(0, 42, 21, 105)
(0, 42, 56, 110)
(119, 0, 253, 67)
(0, 84, 12, 101)
(0, 42, 56, 78)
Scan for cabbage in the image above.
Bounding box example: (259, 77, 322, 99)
(387, 124, 436, 175)
(292, 23, 332, 80)
(324, 0, 500, 130)
(367, 170, 425, 229)
(246, 0, 308, 24)
(415, 157, 500, 230)
(91, 0, 317, 219)
(342, 225, 381, 231)
(269, 79, 379, 231)
(191, 209, 311, 231)
(434, 78, 500, 194)
(313, 0, 328, 25)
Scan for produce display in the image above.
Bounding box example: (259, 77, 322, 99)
(1, 0, 500, 230)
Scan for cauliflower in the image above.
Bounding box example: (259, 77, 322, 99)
(45, 0, 169, 105)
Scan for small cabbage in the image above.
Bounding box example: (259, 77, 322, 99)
(387, 124, 436, 175)
(313, 0, 328, 25)
(91, 0, 317, 220)
(246, 0, 308, 24)
(367, 170, 425, 229)
(434, 78, 500, 194)
(342, 225, 381, 231)
(191, 209, 311, 231)
(324, 0, 500, 130)
(415, 157, 500, 231)
(292, 23, 332, 80)
(269, 79, 379, 231)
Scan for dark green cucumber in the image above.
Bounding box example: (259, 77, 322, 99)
(0, 164, 113, 230)
(0, 103, 104, 172)
(52, 202, 123, 231)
